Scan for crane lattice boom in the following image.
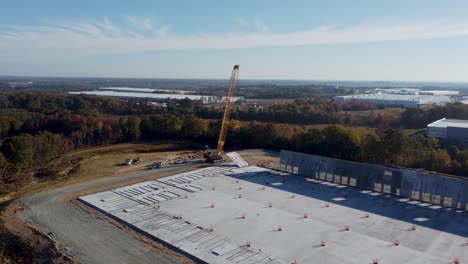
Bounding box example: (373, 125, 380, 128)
(215, 65, 240, 159)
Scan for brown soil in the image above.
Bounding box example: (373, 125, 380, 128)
(0, 201, 78, 264)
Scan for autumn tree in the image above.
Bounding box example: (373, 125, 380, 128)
(2, 133, 34, 168)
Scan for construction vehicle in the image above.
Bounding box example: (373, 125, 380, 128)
(206, 65, 240, 162)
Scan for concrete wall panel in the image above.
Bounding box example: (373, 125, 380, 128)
(280, 150, 468, 210)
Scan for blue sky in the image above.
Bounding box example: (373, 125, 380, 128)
(1, 0, 468, 81)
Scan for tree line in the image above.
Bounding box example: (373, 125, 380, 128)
(198, 84, 352, 99)
(0, 92, 394, 128)
(234, 122, 465, 175)
(197, 98, 400, 128)
(2, 110, 463, 178)
(1, 91, 468, 195)
(400, 103, 468, 128)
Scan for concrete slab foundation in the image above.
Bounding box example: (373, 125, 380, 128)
(79, 165, 467, 264)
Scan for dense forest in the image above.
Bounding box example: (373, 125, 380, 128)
(400, 105, 468, 128)
(0, 91, 395, 127)
(198, 98, 398, 127)
(1, 91, 468, 195)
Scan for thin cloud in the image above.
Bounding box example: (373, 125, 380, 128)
(1, 18, 468, 58)
(100, 17, 122, 36)
(253, 18, 268, 33)
(233, 17, 269, 33)
(142, 18, 153, 30)
(233, 17, 249, 27)
(124, 16, 153, 31)
(156, 25, 169, 38)
(124, 16, 138, 27)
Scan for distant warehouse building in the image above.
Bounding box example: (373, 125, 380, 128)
(333, 93, 456, 108)
(427, 118, 468, 144)
(100, 87, 195, 94)
(69, 89, 244, 104)
(418, 90, 459, 96)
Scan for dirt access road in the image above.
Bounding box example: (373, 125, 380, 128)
(21, 162, 206, 264)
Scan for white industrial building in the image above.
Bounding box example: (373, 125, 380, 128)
(100, 87, 195, 94)
(69, 88, 244, 104)
(373, 88, 421, 94)
(427, 118, 468, 144)
(333, 93, 455, 108)
(334, 88, 460, 108)
(419, 90, 459, 96)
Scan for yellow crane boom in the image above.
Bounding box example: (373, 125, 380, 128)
(215, 65, 240, 159)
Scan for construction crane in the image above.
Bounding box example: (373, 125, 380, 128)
(207, 65, 240, 162)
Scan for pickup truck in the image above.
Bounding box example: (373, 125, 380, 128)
(147, 162, 161, 169)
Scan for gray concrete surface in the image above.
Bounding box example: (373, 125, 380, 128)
(21, 162, 204, 264)
(80, 165, 468, 264)
(280, 150, 468, 210)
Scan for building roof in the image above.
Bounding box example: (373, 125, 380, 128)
(335, 93, 453, 105)
(68, 90, 244, 103)
(100, 87, 194, 94)
(419, 90, 459, 95)
(374, 88, 420, 94)
(427, 118, 468, 129)
(69, 90, 206, 100)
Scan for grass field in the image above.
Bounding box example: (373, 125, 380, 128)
(58, 142, 195, 181)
